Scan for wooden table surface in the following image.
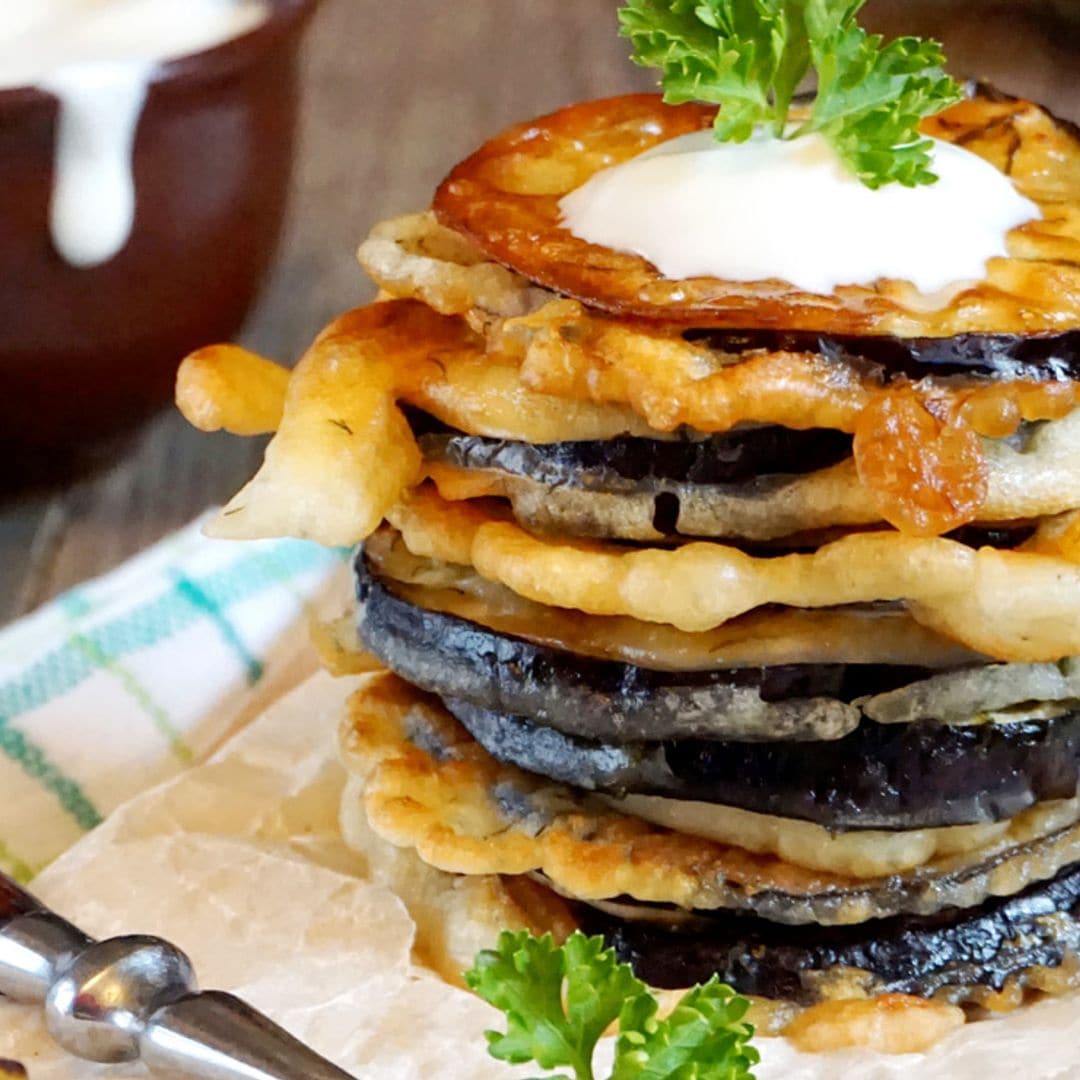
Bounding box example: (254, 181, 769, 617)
(1, 0, 1078, 626)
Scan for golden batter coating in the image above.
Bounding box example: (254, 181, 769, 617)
(339, 774, 575, 984)
(365, 528, 982, 671)
(387, 487, 1080, 663)
(781, 996, 964, 1054)
(177, 301, 650, 546)
(357, 212, 546, 319)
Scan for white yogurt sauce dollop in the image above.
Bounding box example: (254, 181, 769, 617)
(560, 129, 1041, 297)
(0, 0, 269, 268)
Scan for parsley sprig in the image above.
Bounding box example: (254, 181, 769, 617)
(466, 931, 759, 1080)
(619, 0, 964, 188)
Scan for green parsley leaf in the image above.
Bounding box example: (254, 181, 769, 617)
(465, 931, 758, 1080)
(618, 0, 964, 188)
(611, 979, 759, 1080)
(618, 1, 794, 141)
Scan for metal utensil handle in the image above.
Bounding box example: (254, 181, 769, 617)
(0, 872, 357, 1080)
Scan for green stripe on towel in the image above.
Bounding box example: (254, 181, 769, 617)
(172, 573, 264, 686)
(0, 720, 102, 831)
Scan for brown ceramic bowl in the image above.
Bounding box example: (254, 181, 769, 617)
(0, 0, 319, 471)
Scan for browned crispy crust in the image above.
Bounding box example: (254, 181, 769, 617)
(434, 89, 1080, 336)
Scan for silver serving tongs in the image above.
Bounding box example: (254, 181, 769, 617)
(0, 871, 357, 1079)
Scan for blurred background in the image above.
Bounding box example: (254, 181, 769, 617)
(2, 0, 1078, 623)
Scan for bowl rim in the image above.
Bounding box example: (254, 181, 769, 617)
(0, 0, 321, 110)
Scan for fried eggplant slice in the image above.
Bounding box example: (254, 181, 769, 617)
(386, 487, 1080, 662)
(504, 300, 1080, 535)
(357, 556, 950, 743)
(421, 410, 1080, 542)
(434, 87, 1080, 337)
(340, 673, 1080, 925)
(359, 555, 924, 741)
(371, 209, 1080, 377)
(364, 525, 982, 668)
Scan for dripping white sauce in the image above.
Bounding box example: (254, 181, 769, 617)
(560, 128, 1042, 299)
(0, 0, 269, 268)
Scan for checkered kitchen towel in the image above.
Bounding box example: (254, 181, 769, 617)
(0, 518, 344, 883)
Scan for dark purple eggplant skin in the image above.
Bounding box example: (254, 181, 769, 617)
(572, 859, 1080, 1002)
(356, 559, 942, 744)
(444, 698, 1080, 830)
(946, 523, 1037, 550)
(420, 426, 854, 487)
(688, 328, 1080, 383)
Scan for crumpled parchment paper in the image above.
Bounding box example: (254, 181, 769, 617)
(2, 672, 1079, 1079)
